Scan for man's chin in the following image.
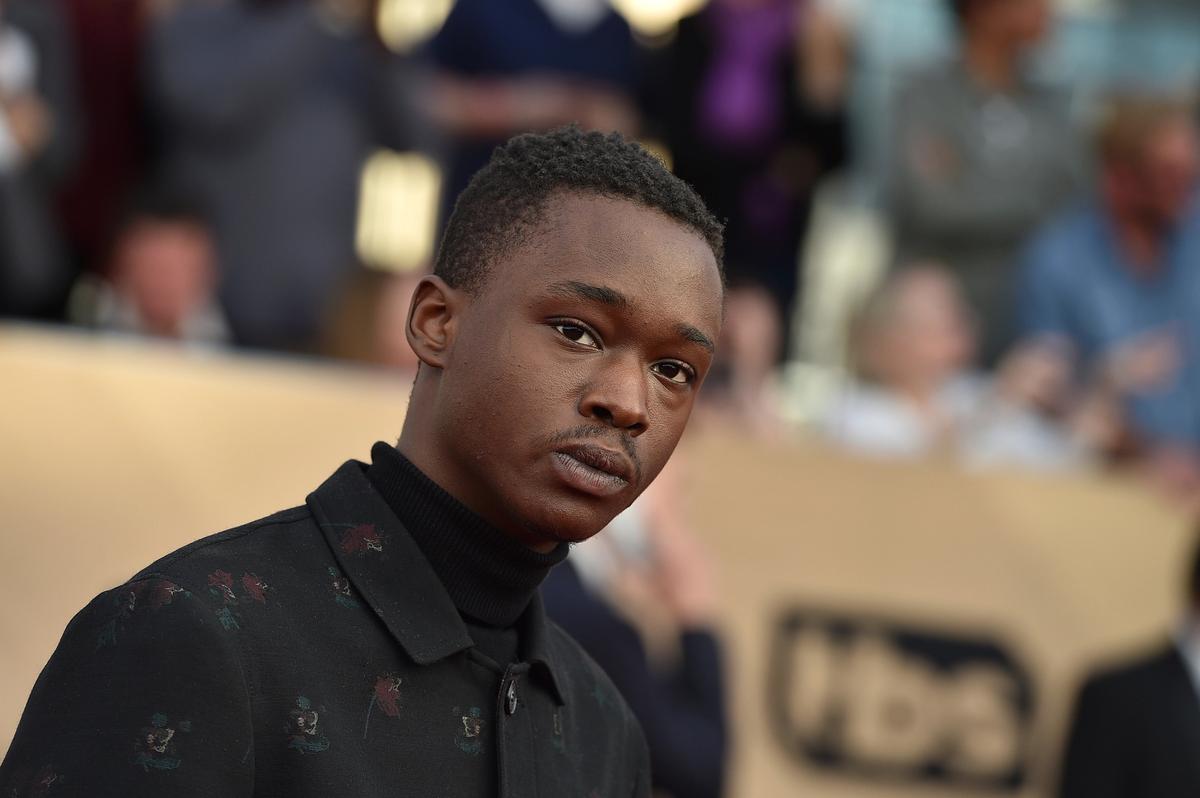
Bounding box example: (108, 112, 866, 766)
(516, 498, 625, 550)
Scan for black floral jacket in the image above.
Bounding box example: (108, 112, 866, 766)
(1, 460, 650, 797)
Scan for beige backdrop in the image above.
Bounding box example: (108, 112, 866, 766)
(0, 325, 1193, 796)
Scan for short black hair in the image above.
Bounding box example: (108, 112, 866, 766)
(434, 126, 724, 293)
(102, 180, 212, 269)
(117, 182, 211, 233)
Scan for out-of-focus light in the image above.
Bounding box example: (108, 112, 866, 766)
(610, 0, 708, 38)
(376, 0, 455, 54)
(355, 150, 442, 273)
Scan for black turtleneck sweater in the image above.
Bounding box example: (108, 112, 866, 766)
(365, 442, 568, 666)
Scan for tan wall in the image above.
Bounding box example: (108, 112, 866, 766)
(0, 325, 1192, 796)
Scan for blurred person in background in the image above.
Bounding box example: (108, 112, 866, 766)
(647, 0, 849, 357)
(0, 0, 79, 320)
(821, 264, 1113, 469)
(71, 185, 229, 344)
(542, 460, 728, 798)
(426, 0, 639, 221)
(888, 0, 1081, 364)
(55, 0, 155, 278)
(147, 0, 428, 352)
(1017, 97, 1200, 500)
(699, 284, 789, 438)
(1059, 535, 1200, 798)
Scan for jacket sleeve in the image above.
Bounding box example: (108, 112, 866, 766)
(0, 575, 254, 796)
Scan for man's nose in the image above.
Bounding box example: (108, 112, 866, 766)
(578, 352, 649, 436)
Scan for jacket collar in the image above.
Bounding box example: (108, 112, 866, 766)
(307, 460, 566, 704)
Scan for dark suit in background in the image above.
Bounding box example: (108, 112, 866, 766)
(148, 0, 427, 351)
(1060, 643, 1200, 798)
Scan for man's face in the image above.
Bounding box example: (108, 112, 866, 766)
(1106, 117, 1200, 231)
(425, 193, 722, 549)
(114, 219, 217, 337)
(972, 0, 1050, 48)
(1138, 119, 1200, 226)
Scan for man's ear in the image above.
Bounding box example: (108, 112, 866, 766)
(406, 275, 465, 370)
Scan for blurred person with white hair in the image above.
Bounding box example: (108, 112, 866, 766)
(821, 265, 1111, 470)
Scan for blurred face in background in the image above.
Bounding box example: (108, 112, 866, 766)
(720, 285, 781, 382)
(963, 0, 1050, 49)
(112, 218, 218, 338)
(1110, 116, 1200, 230)
(856, 267, 976, 393)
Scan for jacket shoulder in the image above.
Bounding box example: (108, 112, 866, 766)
(130, 505, 315, 591)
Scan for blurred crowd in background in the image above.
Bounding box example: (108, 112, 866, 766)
(4, 0, 1200, 794)
(4, 0, 1200, 502)
(5, 0, 1200, 509)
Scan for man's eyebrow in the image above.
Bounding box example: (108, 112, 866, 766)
(545, 280, 713, 352)
(546, 281, 629, 309)
(678, 324, 715, 353)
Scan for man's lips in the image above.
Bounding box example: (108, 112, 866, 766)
(550, 443, 634, 498)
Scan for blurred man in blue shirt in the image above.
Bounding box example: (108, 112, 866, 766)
(1018, 97, 1200, 473)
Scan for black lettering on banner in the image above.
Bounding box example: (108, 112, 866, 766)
(767, 607, 1034, 791)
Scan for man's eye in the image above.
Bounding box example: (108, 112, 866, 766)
(652, 361, 695, 385)
(553, 322, 599, 349)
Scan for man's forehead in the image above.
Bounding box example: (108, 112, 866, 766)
(517, 193, 722, 298)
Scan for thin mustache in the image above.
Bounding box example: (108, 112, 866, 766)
(546, 425, 642, 483)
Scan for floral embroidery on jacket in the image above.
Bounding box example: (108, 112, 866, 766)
(551, 707, 566, 754)
(362, 674, 402, 739)
(338, 524, 384, 555)
(590, 681, 612, 710)
(328, 566, 359, 608)
(207, 569, 271, 630)
(241, 573, 269, 603)
(133, 713, 191, 771)
(286, 697, 329, 754)
(96, 579, 189, 650)
(9, 764, 64, 796)
(453, 706, 484, 755)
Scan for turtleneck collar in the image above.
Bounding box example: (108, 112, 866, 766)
(365, 441, 568, 629)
